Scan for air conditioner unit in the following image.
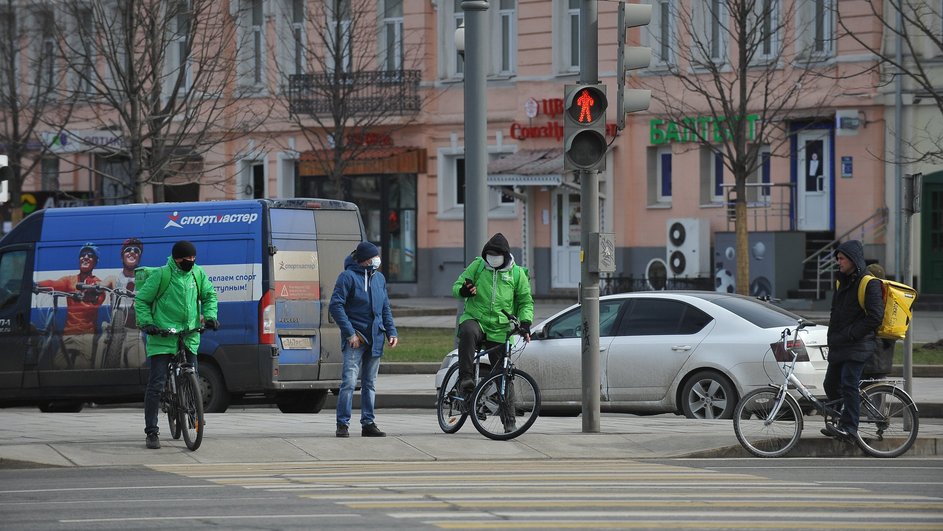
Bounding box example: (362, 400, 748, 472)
(666, 218, 710, 278)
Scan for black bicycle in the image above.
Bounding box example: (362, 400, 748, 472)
(156, 327, 205, 451)
(436, 311, 540, 441)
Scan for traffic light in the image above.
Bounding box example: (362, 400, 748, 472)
(616, 2, 652, 131)
(563, 83, 608, 172)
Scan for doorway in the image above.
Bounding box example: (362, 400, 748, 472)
(551, 192, 581, 288)
(795, 129, 833, 231)
(921, 171, 943, 294)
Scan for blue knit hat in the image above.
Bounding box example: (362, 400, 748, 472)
(353, 241, 379, 262)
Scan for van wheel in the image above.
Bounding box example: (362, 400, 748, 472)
(38, 400, 85, 413)
(277, 390, 328, 414)
(198, 364, 230, 413)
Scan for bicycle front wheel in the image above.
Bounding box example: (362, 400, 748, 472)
(436, 364, 468, 434)
(178, 371, 205, 451)
(733, 387, 803, 458)
(163, 379, 181, 440)
(470, 368, 540, 441)
(855, 384, 919, 458)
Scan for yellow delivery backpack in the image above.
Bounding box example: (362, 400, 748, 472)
(856, 274, 918, 340)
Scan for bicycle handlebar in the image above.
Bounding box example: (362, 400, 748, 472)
(32, 285, 83, 300)
(76, 282, 135, 298)
(149, 327, 206, 337)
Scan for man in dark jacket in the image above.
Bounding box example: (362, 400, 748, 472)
(329, 241, 398, 438)
(822, 240, 884, 439)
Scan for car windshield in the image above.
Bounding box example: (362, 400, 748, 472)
(707, 295, 802, 329)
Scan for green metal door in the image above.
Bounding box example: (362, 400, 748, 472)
(921, 172, 943, 294)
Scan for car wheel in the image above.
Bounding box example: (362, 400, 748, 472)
(198, 363, 230, 413)
(680, 370, 737, 420)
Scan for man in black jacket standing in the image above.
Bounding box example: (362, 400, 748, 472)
(822, 240, 884, 439)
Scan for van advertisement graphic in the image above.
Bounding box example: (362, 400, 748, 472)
(273, 251, 319, 300)
(30, 238, 262, 371)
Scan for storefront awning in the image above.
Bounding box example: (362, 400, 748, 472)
(299, 147, 427, 176)
(487, 148, 563, 187)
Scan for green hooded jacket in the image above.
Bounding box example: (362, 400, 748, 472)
(452, 233, 534, 343)
(134, 256, 218, 356)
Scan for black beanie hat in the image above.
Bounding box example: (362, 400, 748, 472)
(353, 241, 379, 263)
(172, 240, 197, 259)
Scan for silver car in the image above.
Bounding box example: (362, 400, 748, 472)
(435, 291, 829, 419)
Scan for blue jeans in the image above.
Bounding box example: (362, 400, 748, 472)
(144, 352, 197, 436)
(336, 343, 381, 427)
(824, 359, 865, 432)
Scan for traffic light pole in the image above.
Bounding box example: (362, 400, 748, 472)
(463, 1, 489, 269)
(579, 0, 601, 433)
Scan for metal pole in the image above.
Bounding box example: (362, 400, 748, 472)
(579, 0, 600, 433)
(462, 1, 490, 265)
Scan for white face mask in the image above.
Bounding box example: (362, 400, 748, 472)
(369, 257, 381, 269)
(485, 254, 504, 268)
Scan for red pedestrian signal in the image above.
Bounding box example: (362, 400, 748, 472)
(564, 84, 608, 172)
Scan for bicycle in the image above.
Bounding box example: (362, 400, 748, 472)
(732, 320, 919, 458)
(29, 285, 81, 369)
(436, 310, 541, 441)
(155, 327, 205, 451)
(77, 283, 136, 368)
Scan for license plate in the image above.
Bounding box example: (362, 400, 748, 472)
(281, 337, 312, 350)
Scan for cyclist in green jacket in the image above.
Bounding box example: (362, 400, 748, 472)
(135, 241, 219, 450)
(452, 233, 534, 397)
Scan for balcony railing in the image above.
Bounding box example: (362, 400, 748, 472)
(288, 69, 421, 117)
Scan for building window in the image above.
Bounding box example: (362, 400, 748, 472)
(437, 148, 516, 219)
(41, 157, 59, 191)
(751, 0, 779, 63)
(565, 0, 580, 72)
(455, 156, 466, 206)
(649, 146, 672, 205)
(498, 0, 516, 74)
(799, 0, 833, 59)
(75, 7, 95, 96)
(251, 0, 264, 83)
(649, 0, 674, 67)
(691, 0, 726, 68)
(171, 0, 192, 93)
(750, 146, 772, 203)
(381, 0, 403, 71)
(291, 0, 305, 75)
(328, 0, 352, 74)
(38, 9, 56, 93)
(0, 10, 17, 91)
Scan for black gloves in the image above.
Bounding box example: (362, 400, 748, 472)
(459, 278, 475, 298)
(205, 318, 220, 331)
(520, 321, 531, 337)
(142, 325, 160, 335)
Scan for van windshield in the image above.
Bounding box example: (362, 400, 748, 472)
(0, 250, 27, 308)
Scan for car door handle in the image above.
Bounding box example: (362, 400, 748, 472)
(599, 347, 607, 352)
(671, 345, 692, 351)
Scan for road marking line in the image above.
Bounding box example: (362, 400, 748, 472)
(60, 514, 357, 523)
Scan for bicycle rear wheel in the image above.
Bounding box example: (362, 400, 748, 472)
(436, 364, 468, 434)
(470, 368, 540, 441)
(733, 387, 803, 458)
(163, 378, 181, 440)
(178, 371, 205, 451)
(854, 384, 919, 458)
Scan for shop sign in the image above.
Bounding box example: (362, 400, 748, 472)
(41, 130, 128, 154)
(650, 113, 759, 145)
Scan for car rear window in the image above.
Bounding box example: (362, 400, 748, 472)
(709, 296, 802, 329)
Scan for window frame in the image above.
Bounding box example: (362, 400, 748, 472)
(380, 0, 404, 72)
(170, 0, 193, 94)
(656, 146, 672, 204)
(441, 0, 517, 79)
(750, 0, 780, 65)
(648, 0, 675, 69)
(291, 0, 306, 76)
(496, 0, 516, 75)
(436, 145, 517, 220)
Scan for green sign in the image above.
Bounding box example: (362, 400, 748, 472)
(650, 114, 759, 145)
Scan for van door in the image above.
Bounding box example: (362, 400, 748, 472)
(0, 246, 33, 391)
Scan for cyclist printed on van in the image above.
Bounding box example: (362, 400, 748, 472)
(135, 240, 219, 450)
(452, 233, 534, 398)
(36, 243, 107, 369)
(101, 238, 145, 368)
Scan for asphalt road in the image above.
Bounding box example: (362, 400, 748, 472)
(2, 458, 941, 530)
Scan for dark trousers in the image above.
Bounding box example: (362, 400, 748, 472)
(824, 359, 865, 431)
(144, 351, 197, 436)
(457, 319, 505, 384)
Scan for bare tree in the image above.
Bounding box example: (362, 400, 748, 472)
(275, 0, 423, 198)
(640, 0, 855, 295)
(838, 0, 943, 163)
(0, 0, 74, 225)
(55, 0, 269, 203)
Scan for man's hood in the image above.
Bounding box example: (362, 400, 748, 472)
(481, 233, 513, 270)
(835, 240, 867, 276)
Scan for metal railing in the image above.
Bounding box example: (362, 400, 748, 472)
(803, 207, 889, 299)
(288, 69, 421, 117)
(721, 182, 796, 232)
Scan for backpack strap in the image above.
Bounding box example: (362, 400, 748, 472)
(856, 274, 880, 312)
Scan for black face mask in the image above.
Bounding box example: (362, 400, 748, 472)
(178, 259, 195, 272)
